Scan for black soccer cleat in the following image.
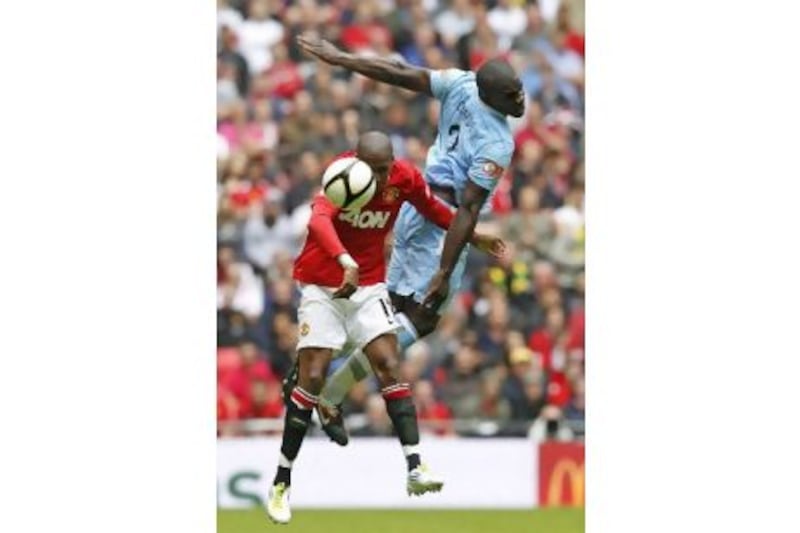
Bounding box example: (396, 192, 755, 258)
(317, 402, 349, 447)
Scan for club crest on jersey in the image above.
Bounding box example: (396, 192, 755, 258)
(382, 186, 400, 203)
(300, 322, 310, 336)
(483, 161, 504, 179)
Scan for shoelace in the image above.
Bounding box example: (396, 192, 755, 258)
(273, 484, 287, 506)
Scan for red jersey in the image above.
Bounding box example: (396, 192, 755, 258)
(293, 155, 455, 287)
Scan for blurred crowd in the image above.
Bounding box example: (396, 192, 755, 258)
(217, 0, 585, 441)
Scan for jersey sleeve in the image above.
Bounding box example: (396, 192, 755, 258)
(405, 164, 455, 231)
(429, 68, 469, 101)
(468, 141, 514, 192)
(307, 194, 347, 258)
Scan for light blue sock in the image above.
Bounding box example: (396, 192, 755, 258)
(395, 312, 419, 352)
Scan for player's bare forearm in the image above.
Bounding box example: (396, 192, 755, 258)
(438, 208, 478, 276)
(339, 55, 431, 95)
(437, 183, 489, 276)
(297, 34, 431, 95)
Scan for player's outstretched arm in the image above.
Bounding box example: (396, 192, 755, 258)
(421, 181, 490, 311)
(297, 33, 432, 96)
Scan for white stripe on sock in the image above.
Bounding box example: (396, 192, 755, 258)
(294, 386, 318, 403)
(279, 453, 293, 469)
(402, 445, 420, 457)
(381, 383, 409, 394)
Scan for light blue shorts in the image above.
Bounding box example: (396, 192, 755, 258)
(386, 202, 469, 312)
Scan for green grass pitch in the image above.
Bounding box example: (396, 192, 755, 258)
(217, 508, 585, 533)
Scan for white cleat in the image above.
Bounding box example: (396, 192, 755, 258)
(407, 464, 445, 496)
(265, 482, 291, 525)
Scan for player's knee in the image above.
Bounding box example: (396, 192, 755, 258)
(409, 306, 441, 338)
(306, 363, 327, 393)
(371, 354, 400, 385)
(389, 292, 409, 314)
(300, 349, 329, 394)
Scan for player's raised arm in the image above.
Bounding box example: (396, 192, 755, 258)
(297, 33, 432, 96)
(306, 195, 359, 298)
(421, 180, 490, 311)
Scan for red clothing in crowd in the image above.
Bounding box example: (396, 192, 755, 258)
(564, 32, 585, 57)
(418, 402, 454, 436)
(491, 172, 513, 215)
(239, 392, 284, 419)
(263, 60, 304, 100)
(340, 23, 393, 52)
(528, 315, 584, 407)
(293, 153, 455, 287)
(228, 180, 268, 209)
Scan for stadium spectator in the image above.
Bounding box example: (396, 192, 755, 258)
(351, 394, 394, 437)
(441, 344, 484, 420)
(434, 0, 476, 48)
(487, 0, 527, 52)
(414, 380, 455, 436)
(501, 347, 548, 432)
(218, 25, 250, 96)
(238, 0, 285, 74)
(243, 194, 295, 272)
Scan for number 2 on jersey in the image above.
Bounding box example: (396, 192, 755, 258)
(447, 124, 460, 152)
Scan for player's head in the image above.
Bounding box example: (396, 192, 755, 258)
(356, 131, 394, 191)
(476, 58, 525, 118)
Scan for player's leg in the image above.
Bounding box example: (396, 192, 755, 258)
(273, 347, 333, 484)
(266, 346, 332, 523)
(362, 333, 444, 495)
(317, 212, 468, 445)
(385, 204, 433, 352)
(318, 205, 425, 409)
(350, 284, 443, 495)
(317, 293, 416, 408)
(403, 216, 470, 336)
(266, 286, 345, 524)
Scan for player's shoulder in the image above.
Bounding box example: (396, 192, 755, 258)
(430, 68, 475, 99)
(431, 68, 474, 82)
(389, 158, 422, 186)
(474, 136, 515, 167)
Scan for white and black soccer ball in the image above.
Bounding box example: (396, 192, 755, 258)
(321, 156, 376, 211)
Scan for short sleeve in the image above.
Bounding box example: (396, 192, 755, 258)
(468, 142, 514, 192)
(429, 68, 469, 101)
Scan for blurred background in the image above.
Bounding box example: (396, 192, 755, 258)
(217, 0, 585, 444)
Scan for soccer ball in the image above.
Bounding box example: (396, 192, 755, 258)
(321, 157, 376, 210)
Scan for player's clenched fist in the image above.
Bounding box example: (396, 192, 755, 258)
(422, 269, 450, 313)
(471, 233, 507, 259)
(332, 254, 359, 299)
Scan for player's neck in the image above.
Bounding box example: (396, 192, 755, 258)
(478, 97, 506, 119)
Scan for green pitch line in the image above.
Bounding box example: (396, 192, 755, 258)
(218, 508, 585, 533)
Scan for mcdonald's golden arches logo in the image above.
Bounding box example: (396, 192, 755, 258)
(546, 459, 584, 506)
(538, 441, 585, 508)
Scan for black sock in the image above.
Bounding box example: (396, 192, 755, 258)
(275, 466, 292, 485)
(273, 387, 316, 486)
(406, 453, 421, 471)
(382, 384, 421, 471)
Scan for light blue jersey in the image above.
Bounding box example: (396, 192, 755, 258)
(426, 68, 514, 203)
(387, 68, 515, 308)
